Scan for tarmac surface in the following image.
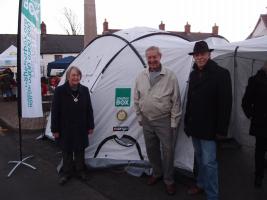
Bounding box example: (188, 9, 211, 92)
(0, 98, 267, 200)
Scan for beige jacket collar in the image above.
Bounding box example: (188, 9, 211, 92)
(145, 65, 167, 76)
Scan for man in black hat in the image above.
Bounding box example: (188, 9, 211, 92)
(184, 41, 232, 200)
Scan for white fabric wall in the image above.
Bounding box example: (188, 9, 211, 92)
(214, 50, 267, 146)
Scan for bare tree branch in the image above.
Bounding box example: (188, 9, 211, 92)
(62, 7, 81, 35)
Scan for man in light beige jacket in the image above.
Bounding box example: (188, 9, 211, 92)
(134, 46, 181, 195)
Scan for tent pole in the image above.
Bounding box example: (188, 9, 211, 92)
(251, 59, 255, 76)
(232, 46, 239, 141)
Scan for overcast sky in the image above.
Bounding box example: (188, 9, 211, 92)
(0, 0, 266, 42)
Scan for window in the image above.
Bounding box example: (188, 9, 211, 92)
(54, 54, 63, 60)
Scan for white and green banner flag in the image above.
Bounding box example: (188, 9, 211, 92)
(20, 0, 43, 117)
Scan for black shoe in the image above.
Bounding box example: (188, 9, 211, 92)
(165, 183, 176, 195)
(187, 185, 205, 195)
(147, 176, 162, 185)
(254, 176, 262, 188)
(77, 172, 88, 181)
(58, 176, 69, 185)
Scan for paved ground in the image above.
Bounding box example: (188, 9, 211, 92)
(0, 99, 267, 200)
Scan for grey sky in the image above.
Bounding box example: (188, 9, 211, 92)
(0, 0, 266, 42)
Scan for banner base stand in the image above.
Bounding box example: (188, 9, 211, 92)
(7, 155, 36, 177)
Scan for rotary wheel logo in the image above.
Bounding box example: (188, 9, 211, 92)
(116, 110, 128, 121)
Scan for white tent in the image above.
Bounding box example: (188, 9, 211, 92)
(45, 27, 267, 172)
(212, 36, 267, 146)
(0, 45, 17, 67)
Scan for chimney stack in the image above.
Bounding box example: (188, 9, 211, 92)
(41, 21, 46, 35)
(184, 22, 191, 34)
(103, 19, 109, 34)
(84, 0, 97, 47)
(212, 23, 219, 35)
(159, 21, 165, 30)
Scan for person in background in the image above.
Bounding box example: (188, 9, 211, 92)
(51, 66, 94, 185)
(49, 76, 60, 94)
(184, 41, 232, 200)
(1, 68, 15, 101)
(242, 60, 267, 188)
(41, 77, 48, 96)
(134, 46, 182, 195)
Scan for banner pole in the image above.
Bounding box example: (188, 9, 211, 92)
(7, 115, 36, 177)
(7, 0, 37, 178)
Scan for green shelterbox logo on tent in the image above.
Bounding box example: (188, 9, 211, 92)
(115, 88, 131, 107)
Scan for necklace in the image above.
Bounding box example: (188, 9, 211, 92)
(71, 94, 79, 102)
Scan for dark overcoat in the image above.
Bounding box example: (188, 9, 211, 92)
(242, 69, 267, 138)
(51, 82, 94, 151)
(184, 59, 232, 140)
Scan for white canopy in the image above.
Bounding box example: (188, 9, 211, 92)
(0, 45, 17, 67)
(212, 36, 267, 146)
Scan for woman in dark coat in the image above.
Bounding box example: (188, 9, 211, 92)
(242, 61, 267, 188)
(51, 66, 94, 185)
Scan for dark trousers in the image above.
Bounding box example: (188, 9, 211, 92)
(255, 136, 267, 178)
(142, 116, 176, 184)
(61, 150, 85, 177)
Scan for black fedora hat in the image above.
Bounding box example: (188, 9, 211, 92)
(189, 40, 214, 55)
